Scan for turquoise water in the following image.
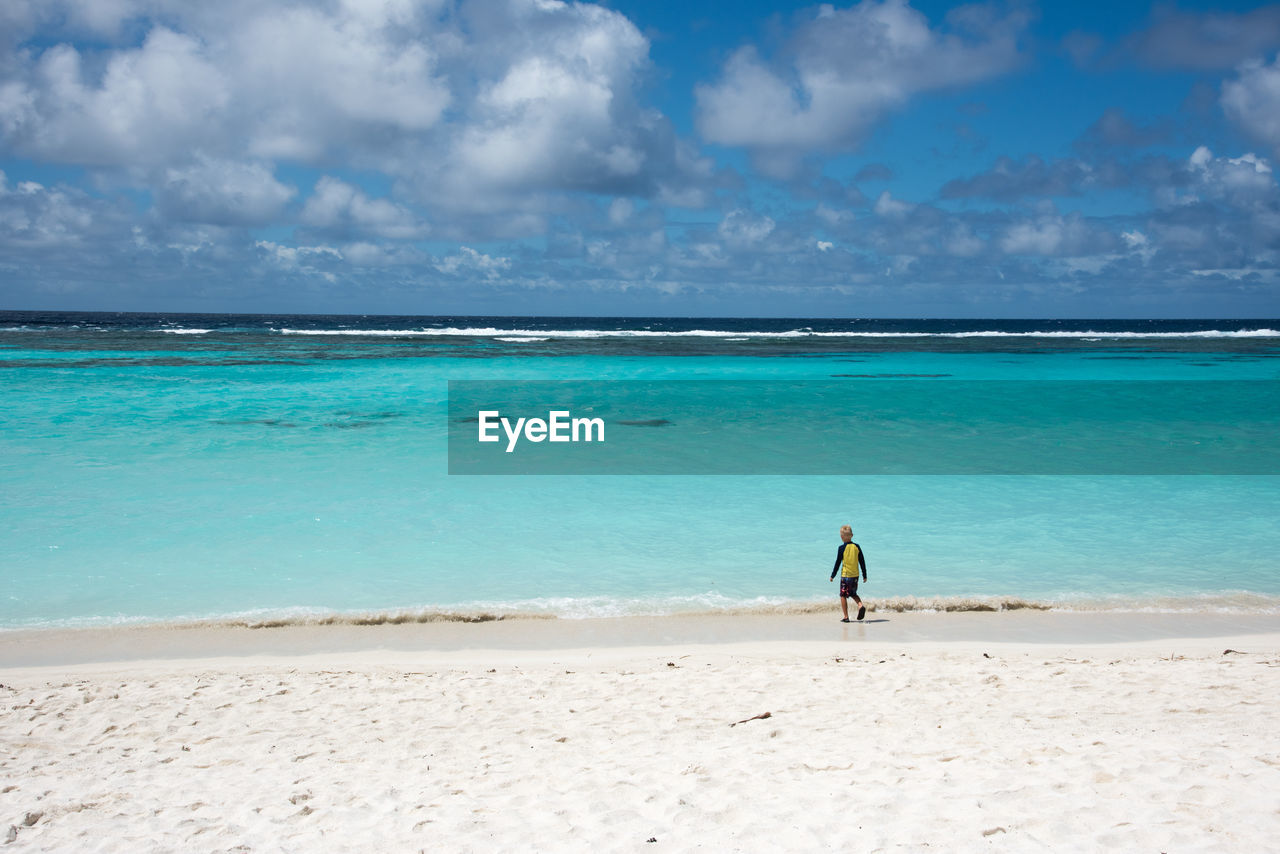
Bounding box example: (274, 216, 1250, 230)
(2, 313, 1279, 628)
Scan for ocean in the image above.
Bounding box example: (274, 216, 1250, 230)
(2, 311, 1278, 629)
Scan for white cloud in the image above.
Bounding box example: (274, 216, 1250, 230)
(1, 2, 449, 167)
(608, 198, 635, 225)
(1122, 229, 1155, 263)
(434, 0, 672, 207)
(1223, 57, 1280, 156)
(815, 204, 852, 227)
(6, 28, 231, 166)
(873, 190, 912, 218)
(301, 176, 427, 240)
(999, 212, 1096, 256)
(1190, 266, 1271, 280)
(944, 226, 984, 257)
(695, 0, 1026, 172)
(655, 183, 708, 209)
(1187, 145, 1276, 203)
(1, 0, 712, 239)
(0, 171, 97, 248)
(1121, 230, 1148, 249)
(232, 4, 450, 161)
(434, 246, 511, 278)
(718, 209, 775, 244)
(340, 240, 425, 267)
(13, 2, 1277, 312)
(255, 239, 342, 267)
(156, 156, 296, 226)
(1001, 221, 1060, 255)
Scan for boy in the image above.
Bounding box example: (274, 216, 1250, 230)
(829, 524, 867, 622)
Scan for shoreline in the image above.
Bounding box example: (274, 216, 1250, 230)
(4, 609, 1279, 673)
(6, 591, 1278, 636)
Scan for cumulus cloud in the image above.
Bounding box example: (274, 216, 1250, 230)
(608, 198, 635, 226)
(1121, 229, 1155, 263)
(255, 239, 342, 267)
(301, 177, 428, 240)
(454, 4, 647, 189)
(998, 210, 1107, 257)
(1187, 145, 1276, 204)
(434, 246, 511, 278)
(253, 239, 344, 282)
(718, 209, 775, 244)
(0, 3, 449, 168)
(872, 190, 912, 217)
(155, 156, 296, 227)
(1222, 56, 1280, 157)
(232, 3, 451, 161)
(3, 28, 231, 167)
(0, 0, 708, 238)
(339, 241, 427, 267)
(2, 0, 1277, 315)
(1121, 230, 1147, 249)
(410, 0, 712, 220)
(0, 171, 96, 248)
(944, 225, 985, 258)
(694, 0, 1027, 174)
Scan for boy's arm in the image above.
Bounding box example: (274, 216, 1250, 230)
(857, 544, 867, 581)
(830, 544, 845, 580)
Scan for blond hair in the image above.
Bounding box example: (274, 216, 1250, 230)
(840, 525, 852, 536)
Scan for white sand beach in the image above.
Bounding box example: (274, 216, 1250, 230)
(3, 612, 1279, 852)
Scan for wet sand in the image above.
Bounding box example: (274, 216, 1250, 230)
(4, 609, 1279, 670)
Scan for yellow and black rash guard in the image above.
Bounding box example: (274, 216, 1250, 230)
(830, 542, 867, 581)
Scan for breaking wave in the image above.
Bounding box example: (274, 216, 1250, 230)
(5, 591, 1277, 632)
(274, 326, 1280, 340)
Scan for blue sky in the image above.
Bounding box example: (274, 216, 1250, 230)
(2, 0, 1279, 317)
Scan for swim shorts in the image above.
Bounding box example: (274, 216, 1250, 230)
(839, 577, 860, 599)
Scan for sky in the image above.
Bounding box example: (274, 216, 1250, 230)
(2, 0, 1280, 317)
